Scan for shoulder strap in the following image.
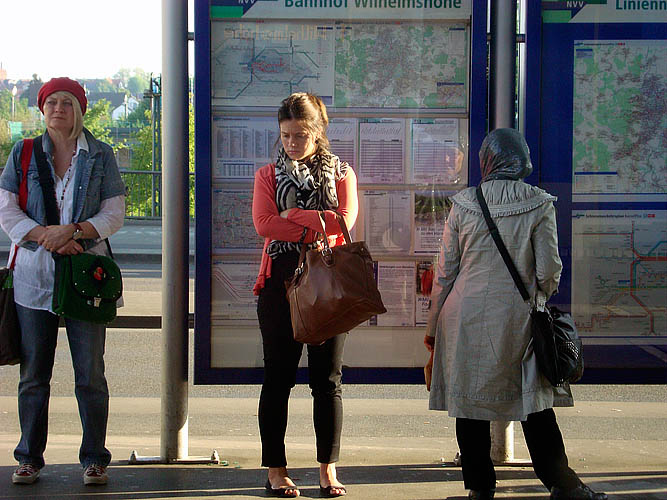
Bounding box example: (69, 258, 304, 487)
(32, 135, 60, 226)
(18, 139, 34, 211)
(475, 185, 530, 302)
(11, 139, 36, 269)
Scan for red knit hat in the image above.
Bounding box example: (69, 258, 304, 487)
(37, 77, 87, 115)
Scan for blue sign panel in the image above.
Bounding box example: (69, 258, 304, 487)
(524, 2, 666, 383)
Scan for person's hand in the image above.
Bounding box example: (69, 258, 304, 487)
(55, 239, 84, 255)
(38, 225, 75, 252)
(424, 334, 435, 353)
(280, 209, 292, 219)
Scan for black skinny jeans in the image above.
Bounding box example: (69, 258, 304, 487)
(456, 409, 580, 491)
(257, 252, 345, 467)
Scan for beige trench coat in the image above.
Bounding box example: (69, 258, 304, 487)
(425, 180, 573, 421)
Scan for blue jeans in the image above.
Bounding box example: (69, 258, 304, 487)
(14, 304, 111, 469)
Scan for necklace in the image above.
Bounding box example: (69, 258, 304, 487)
(57, 163, 75, 212)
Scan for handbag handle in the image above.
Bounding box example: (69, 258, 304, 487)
(295, 211, 352, 273)
(475, 185, 531, 303)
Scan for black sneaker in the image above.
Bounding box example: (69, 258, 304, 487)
(551, 482, 607, 500)
(469, 489, 495, 500)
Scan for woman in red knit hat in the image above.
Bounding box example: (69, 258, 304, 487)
(0, 77, 125, 486)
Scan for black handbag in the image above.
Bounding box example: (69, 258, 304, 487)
(476, 186, 583, 387)
(0, 266, 20, 365)
(0, 137, 36, 365)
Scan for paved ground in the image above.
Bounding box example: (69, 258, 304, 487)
(0, 328, 666, 499)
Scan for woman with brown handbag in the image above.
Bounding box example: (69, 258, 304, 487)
(251, 93, 358, 498)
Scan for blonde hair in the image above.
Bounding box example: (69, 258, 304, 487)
(47, 90, 83, 140)
(278, 92, 330, 152)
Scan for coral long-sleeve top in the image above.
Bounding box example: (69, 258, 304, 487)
(251, 163, 359, 295)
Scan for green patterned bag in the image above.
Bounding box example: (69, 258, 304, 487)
(52, 253, 122, 324)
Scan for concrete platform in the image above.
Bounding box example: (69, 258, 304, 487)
(0, 286, 664, 499)
(0, 390, 666, 499)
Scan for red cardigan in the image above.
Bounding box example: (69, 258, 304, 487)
(251, 163, 359, 295)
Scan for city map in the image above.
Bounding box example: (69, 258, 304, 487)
(335, 23, 468, 109)
(211, 21, 468, 110)
(572, 40, 667, 196)
(571, 211, 666, 338)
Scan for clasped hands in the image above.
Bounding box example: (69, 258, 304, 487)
(37, 225, 83, 255)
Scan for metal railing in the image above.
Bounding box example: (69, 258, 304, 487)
(121, 169, 194, 219)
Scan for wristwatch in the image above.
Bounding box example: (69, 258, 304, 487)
(72, 223, 84, 241)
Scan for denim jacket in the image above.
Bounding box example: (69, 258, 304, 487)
(0, 128, 125, 252)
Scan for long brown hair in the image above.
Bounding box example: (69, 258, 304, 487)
(277, 92, 330, 153)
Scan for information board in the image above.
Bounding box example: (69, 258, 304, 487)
(528, 1, 666, 382)
(194, 0, 488, 383)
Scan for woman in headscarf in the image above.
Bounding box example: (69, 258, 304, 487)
(252, 92, 358, 498)
(0, 77, 125, 486)
(424, 129, 606, 500)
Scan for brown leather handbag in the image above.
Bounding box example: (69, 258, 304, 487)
(286, 212, 387, 345)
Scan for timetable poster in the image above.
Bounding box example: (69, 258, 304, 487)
(212, 116, 277, 180)
(411, 119, 463, 185)
(413, 190, 454, 255)
(358, 118, 405, 184)
(328, 117, 357, 172)
(376, 261, 416, 327)
(363, 190, 412, 254)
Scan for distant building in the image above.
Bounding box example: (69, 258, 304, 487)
(87, 92, 128, 109)
(111, 96, 140, 121)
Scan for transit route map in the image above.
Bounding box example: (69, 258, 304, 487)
(571, 210, 666, 338)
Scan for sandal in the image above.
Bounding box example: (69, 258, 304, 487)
(319, 484, 347, 497)
(265, 479, 300, 497)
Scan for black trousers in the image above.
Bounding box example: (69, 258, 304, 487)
(257, 252, 345, 467)
(456, 409, 580, 491)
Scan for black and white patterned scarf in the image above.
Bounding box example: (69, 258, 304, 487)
(267, 147, 349, 258)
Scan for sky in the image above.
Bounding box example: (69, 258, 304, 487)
(0, 0, 194, 82)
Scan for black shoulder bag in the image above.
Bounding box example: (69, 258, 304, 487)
(475, 185, 583, 387)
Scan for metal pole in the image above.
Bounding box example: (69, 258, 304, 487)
(490, 420, 514, 463)
(488, 0, 524, 465)
(151, 87, 156, 218)
(161, 0, 189, 462)
(489, 0, 517, 130)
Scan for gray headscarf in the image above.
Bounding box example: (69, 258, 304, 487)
(479, 128, 533, 182)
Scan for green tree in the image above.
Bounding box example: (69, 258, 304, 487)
(83, 100, 114, 146)
(114, 68, 132, 85)
(0, 90, 41, 166)
(127, 75, 148, 96)
(188, 97, 195, 217)
(125, 93, 195, 218)
(121, 99, 150, 127)
(0, 90, 30, 122)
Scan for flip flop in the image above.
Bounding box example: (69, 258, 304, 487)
(319, 484, 347, 497)
(265, 479, 299, 498)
